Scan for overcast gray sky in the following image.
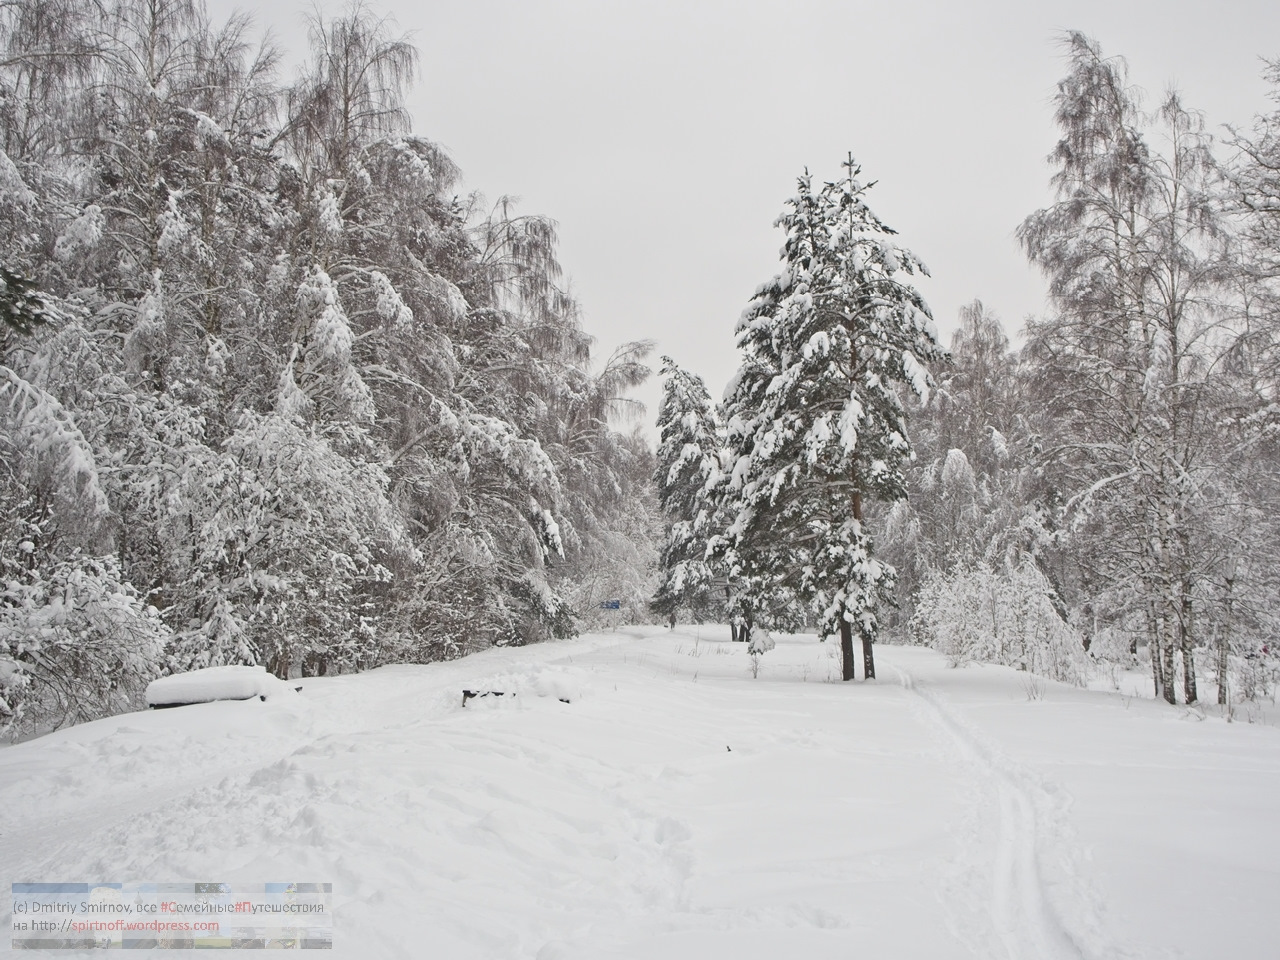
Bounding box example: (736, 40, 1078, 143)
(223, 0, 1280, 427)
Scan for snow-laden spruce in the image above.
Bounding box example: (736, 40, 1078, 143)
(651, 356, 722, 628)
(711, 156, 946, 681)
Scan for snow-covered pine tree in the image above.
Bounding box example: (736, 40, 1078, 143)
(715, 156, 945, 680)
(651, 356, 720, 628)
(0, 267, 59, 334)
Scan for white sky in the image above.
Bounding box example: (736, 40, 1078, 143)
(220, 0, 1280, 428)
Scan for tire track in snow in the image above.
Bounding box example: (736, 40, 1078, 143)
(891, 665, 1120, 960)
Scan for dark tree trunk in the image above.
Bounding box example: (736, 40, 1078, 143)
(845, 482, 873, 682)
(1180, 583, 1197, 704)
(839, 618, 855, 681)
(1218, 576, 1235, 706)
(1161, 647, 1177, 704)
(1159, 595, 1177, 705)
(1145, 597, 1163, 698)
(1216, 622, 1229, 706)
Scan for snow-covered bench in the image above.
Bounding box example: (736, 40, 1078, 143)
(146, 665, 301, 709)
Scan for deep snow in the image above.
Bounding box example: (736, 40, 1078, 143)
(3, 628, 1279, 958)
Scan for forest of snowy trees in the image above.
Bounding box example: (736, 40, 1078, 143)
(654, 35, 1280, 704)
(0, 0, 658, 734)
(4, 2, 1280, 739)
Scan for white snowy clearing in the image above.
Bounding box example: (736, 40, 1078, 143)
(3, 628, 1279, 959)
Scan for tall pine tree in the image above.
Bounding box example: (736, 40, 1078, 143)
(713, 156, 944, 680)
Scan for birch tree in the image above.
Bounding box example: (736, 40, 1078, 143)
(1019, 33, 1232, 703)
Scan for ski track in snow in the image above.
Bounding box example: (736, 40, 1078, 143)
(892, 664, 1120, 960)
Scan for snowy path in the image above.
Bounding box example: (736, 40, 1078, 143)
(892, 663, 1110, 960)
(4, 630, 1280, 958)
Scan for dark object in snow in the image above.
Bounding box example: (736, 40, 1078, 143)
(462, 689, 570, 706)
(462, 689, 507, 706)
(726, 745, 731, 752)
(150, 698, 261, 709)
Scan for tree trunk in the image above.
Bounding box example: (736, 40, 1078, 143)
(1180, 582, 1197, 704)
(839, 618, 856, 681)
(1215, 622, 1228, 706)
(1217, 577, 1235, 706)
(1154, 469, 1178, 705)
(847, 483, 872, 681)
(1160, 612, 1177, 705)
(1146, 596, 1164, 698)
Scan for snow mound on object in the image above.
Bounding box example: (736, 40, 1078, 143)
(465, 665, 589, 706)
(145, 665, 298, 707)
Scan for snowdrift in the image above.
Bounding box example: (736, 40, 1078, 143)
(145, 665, 300, 708)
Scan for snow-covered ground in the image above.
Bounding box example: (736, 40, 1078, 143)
(4, 628, 1279, 959)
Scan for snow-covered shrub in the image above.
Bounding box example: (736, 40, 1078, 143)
(1229, 644, 1279, 704)
(1087, 624, 1137, 664)
(748, 628, 776, 656)
(911, 560, 1087, 685)
(0, 553, 165, 737)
